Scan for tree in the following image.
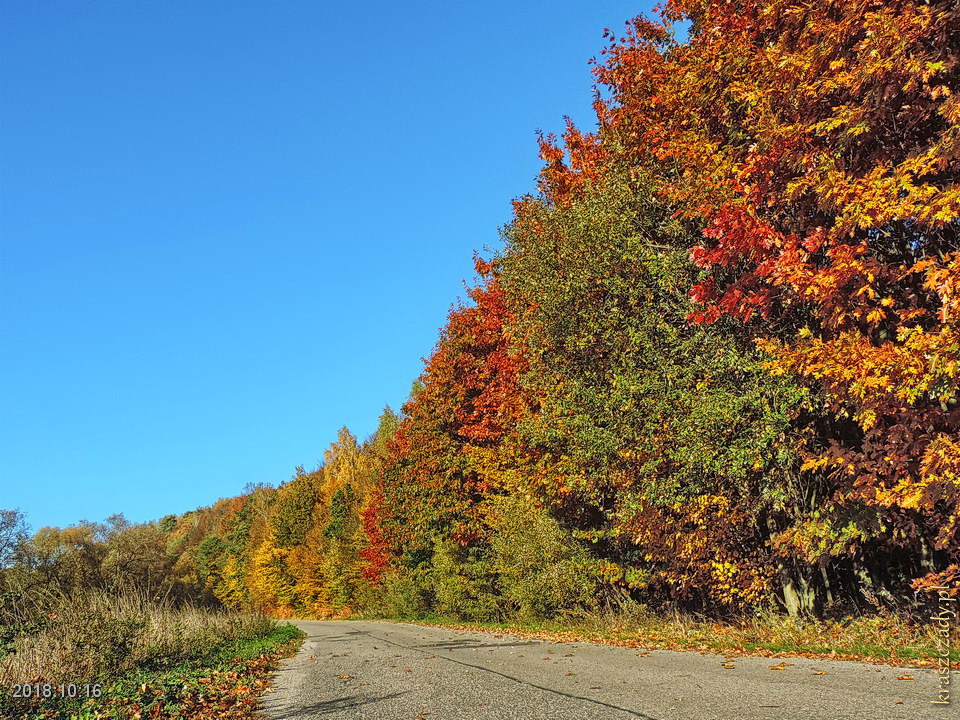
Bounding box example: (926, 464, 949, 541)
(271, 468, 317, 548)
(592, 0, 960, 605)
(0, 509, 28, 569)
(380, 262, 528, 562)
(501, 162, 808, 612)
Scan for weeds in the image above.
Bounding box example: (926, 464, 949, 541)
(3, 623, 302, 720)
(1, 588, 274, 685)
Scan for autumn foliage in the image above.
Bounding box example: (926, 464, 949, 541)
(590, 0, 959, 605)
(10, 1, 955, 624)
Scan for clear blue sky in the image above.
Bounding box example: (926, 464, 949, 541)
(1, 1, 653, 532)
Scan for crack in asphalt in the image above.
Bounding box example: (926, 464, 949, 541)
(267, 622, 941, 720)
(356, 625, 659, 720)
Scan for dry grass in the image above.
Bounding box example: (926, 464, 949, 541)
(402, 603, 958, 669)
(0, 588, 273, 685)
(577, 605, 948, 664)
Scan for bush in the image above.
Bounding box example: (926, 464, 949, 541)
(430, 540, 500, 621)
(488, 496, 599, 620)
(374, 567, 433, 619)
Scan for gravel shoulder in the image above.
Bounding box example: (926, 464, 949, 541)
(260, 620, 947, 720)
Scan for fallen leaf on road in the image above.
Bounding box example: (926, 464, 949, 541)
(336, 674, 354, 679)
(895, 701, 904, 704)
(564, 672, 575, 676)
(897, 676, 915, 680)
(769, 662, 793, 670)
(359, 682, 369, 686)
(590, 686, 601, 690)
(722, 663, 736, 669)
(812, 671, 828, 676)
(404, 669, 412, 673)
(564, 653, 574, 657)
(636, 652, 650, 657)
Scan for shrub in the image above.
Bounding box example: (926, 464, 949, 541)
(374, 567, 433, 619)
(488, 496, 599, 620)
(430, 540, 500, 621)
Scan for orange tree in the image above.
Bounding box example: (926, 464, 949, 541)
(378, 262, 528, 575)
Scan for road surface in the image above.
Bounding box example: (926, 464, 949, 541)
(260, 620, 947, 720)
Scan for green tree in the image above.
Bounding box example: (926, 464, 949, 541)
(501, 165, 810, 612)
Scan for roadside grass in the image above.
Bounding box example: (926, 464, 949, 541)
(3, 623, 303, 720)
(0, 590, 304, 719)
(1, 590, 277, 685)
(387, 608, 958, 669)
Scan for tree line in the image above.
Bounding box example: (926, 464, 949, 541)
(3, 0, 957, 623)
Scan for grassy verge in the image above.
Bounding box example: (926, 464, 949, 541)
(389, 610, 958, 669)
(2, 622, 303, 720)
(0, 589, 305, 720)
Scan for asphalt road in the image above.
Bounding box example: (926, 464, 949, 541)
(260, 620, 948, 720)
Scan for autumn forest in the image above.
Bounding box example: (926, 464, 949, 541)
(6, 0, 960, 630)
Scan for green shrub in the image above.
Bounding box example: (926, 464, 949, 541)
(430, 540, 500, 621)
(375, 567, 432, 619)
(488, 495, 598, 620)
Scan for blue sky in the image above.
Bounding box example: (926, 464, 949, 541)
(1, 1, 653, 531)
